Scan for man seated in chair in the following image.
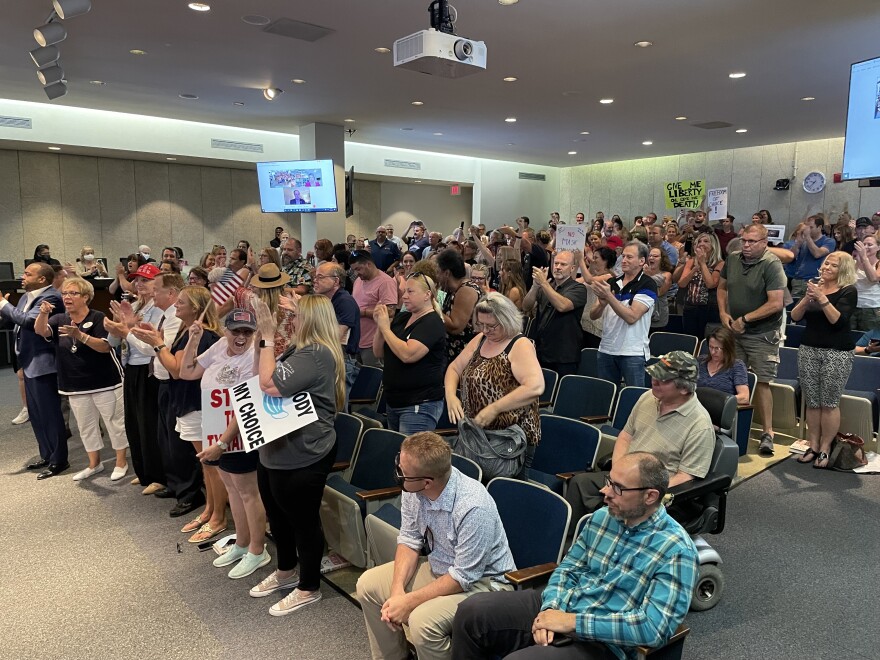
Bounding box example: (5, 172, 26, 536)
(565, 351, 715, 525)
(356, 432, 516, 660)
(452, 452, 698, 659)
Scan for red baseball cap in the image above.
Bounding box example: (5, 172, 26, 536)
(133, 263, 161, 280)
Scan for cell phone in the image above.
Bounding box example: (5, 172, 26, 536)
(460, 221, 465, 229)
(684, 238, 693, 255)
(550, 636, 573, 647)
(810, 277, 821, 285)
(869, 339, 880, 346)
(197, 540, 215, 552)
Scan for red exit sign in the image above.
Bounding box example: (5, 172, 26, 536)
(450, 184, 461, 196)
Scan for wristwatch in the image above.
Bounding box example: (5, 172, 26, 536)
(153, 344, 166, 353)
(217, 440, 228, 451)
(259, 339, 275, 348)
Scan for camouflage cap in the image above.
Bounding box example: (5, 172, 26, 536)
(646, 351, 698, 383)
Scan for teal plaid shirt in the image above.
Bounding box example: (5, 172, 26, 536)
(541, 506, 698, 659)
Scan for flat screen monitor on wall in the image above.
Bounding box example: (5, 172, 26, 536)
(256, 159, 338, 213)
(842, 55, 880, 181)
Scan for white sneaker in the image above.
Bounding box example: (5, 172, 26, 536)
(72, 464, 105, 481)
(213, 544, 248, 568)
(269, 588, 322, 617)
(110, 464, 129, 481)
(228, 548, 271, 579)
(249, 569, 300, 598)
(11, 407, 28, 425)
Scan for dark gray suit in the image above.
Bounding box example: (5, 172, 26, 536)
(0, 287, 67, 465)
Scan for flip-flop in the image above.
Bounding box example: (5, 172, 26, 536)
(188, 522, 228, 544)
(180, 514, 208, 534)
(797, 448, 819, 464)
(812, 452, 830, 469)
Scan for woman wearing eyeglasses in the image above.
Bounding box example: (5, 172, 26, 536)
(34, 277, 128, 481)
(445, 293, 544, 476)
(249, 295, 345, 615)
(373, 272, 447, 433)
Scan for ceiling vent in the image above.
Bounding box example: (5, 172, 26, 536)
(691, 121, 733, 130)
(211, 138, 263, 153)
(262, 18, 335, 42)
(519, 172, 546, 181)
(0, 115, 33, 129)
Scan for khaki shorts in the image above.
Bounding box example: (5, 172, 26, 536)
(733, 329, 780, 383)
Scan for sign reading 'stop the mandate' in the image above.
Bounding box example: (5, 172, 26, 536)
(664, 180, 705, 209)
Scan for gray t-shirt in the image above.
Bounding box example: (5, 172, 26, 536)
(720, 250, 787, 334)
(262, 343, 338, 470)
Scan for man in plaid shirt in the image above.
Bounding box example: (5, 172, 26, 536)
(451, 452, 698, 659)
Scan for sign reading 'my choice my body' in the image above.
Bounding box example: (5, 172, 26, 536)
(230, 375, 319, 452)
(664, 180, 705, 209)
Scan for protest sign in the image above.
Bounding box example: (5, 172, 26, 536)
(707, 187, 728, 221)
(230, 376, 319, 452)
(202, 388, 245, 453)
(555, 225, 587, 252)
(664, 180, 705, 209)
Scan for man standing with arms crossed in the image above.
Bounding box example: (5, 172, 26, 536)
(717, 223, 787, 455)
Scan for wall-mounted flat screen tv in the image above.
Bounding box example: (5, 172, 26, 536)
(842, 55, 880, 181)
(256, 159, 338, 213)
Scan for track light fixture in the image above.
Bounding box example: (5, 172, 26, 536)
(30, 45, 60, 68)
(263, 87, 283, 100)
(37, 65, 65, 86)
(52, 0, 91, 19)
(44, 81, 68, 100)
(34, 21, 67, 47)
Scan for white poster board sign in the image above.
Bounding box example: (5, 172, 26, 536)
(555, 225, 587, 252)
(764, 224, 787, 245)
(707, 187, 728, 221)
(202, 388, 245, 453)
(231, 376, 319, 452)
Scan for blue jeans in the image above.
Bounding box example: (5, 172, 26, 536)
(386, 400, 444, 435)
(597, 352, 646, 388)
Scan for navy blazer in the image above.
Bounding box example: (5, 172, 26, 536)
(0, 287, 63, 378)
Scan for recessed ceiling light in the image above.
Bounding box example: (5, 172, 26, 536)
(166, 157, 177, 161)
(411, 101, 424, 106)
(736, 128, 748, 133)
(600, 98, 614, 104)
(507, 143, 515, 146)
(642, 141, 653, 146)
(675, 116, 687, 121)
(414, 180, 422, 183)
(433, 132, 443, 136)
(178, 93, 199, 100)
(634, 40, 653, 48)
(728, 72, 747, 79)
(291, 79, 306, 84)
(233, 101, 245, 106)
(374, 47, 390, 54)
(188, 3, 210, 11)
(505, 117, 517, 123)
(129, 49, 147, 55)
(89, 80, 106, 85)
(263, 87, 283, 100)
(801, 96, 816, 101)
(580, 131, 590, 135)
(498, 0, 519, 5)
(241, 14, 271, 26)
(401, 127, 413, 131)
(568, 151, 577, 155)
(344, 118, 355, 122)
(503, 76, 518, 82)
(48, 146, 61, 151)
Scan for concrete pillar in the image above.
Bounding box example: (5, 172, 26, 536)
(298, 122, 346, 253)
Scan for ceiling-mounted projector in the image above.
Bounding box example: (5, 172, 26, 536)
(394, 28, 487, 78)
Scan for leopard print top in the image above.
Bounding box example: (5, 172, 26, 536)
(461, 335, 541, 446)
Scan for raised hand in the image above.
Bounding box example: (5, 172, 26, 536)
(253, 299, 277, 338)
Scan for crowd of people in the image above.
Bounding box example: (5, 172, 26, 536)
(4, 205, 878, 653)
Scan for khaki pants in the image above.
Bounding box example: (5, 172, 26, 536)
(356, 559, 509, 660)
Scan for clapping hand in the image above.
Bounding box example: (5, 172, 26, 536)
(589, 279, 612, 301)
(58, 324, 84, 341)
(110, 299, 138, 329)
(278, 289, 300, 314)
(253, 299, 277, 338)
(131, 321, 163, 347)
(372, 303, 391, 330)
(532, 266, 549, 288)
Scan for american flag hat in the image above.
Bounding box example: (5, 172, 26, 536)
(225, 308, 256, 330)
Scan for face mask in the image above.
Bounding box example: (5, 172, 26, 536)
(141, 252, 150, 260)
(83, 253, 95, 261)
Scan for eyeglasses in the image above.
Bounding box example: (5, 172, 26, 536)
(313, 274, 338, 282)
(603, 474, 653, 496)
(393, 452, 433, 483)
(740, 238, 766, 245)
(471, 276, 487, 282)
(421, 526, 434, 556)
(62, 291, 83, 297)
(475, 321, 501, 332)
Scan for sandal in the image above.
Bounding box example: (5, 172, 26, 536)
(188, 522, 228, 544)
(797, 448, 819, 464)
(812, 452, 830, 469)
(180, 514, 208, 534)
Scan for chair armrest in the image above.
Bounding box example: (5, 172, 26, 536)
(330, 460, 350, 473)
(356, 486, 403, 501)
(556, 470, 587, 483)
(434, 428, 458, 437)
(736, 404, 754, 412)
(504, 562, 558, 587)
(580, 414, 610, 424)
(636, 624, 690, 659)
(538, 401, 552, 408)
(668, 473, 731, 503)
(348, 397, 376, 405)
